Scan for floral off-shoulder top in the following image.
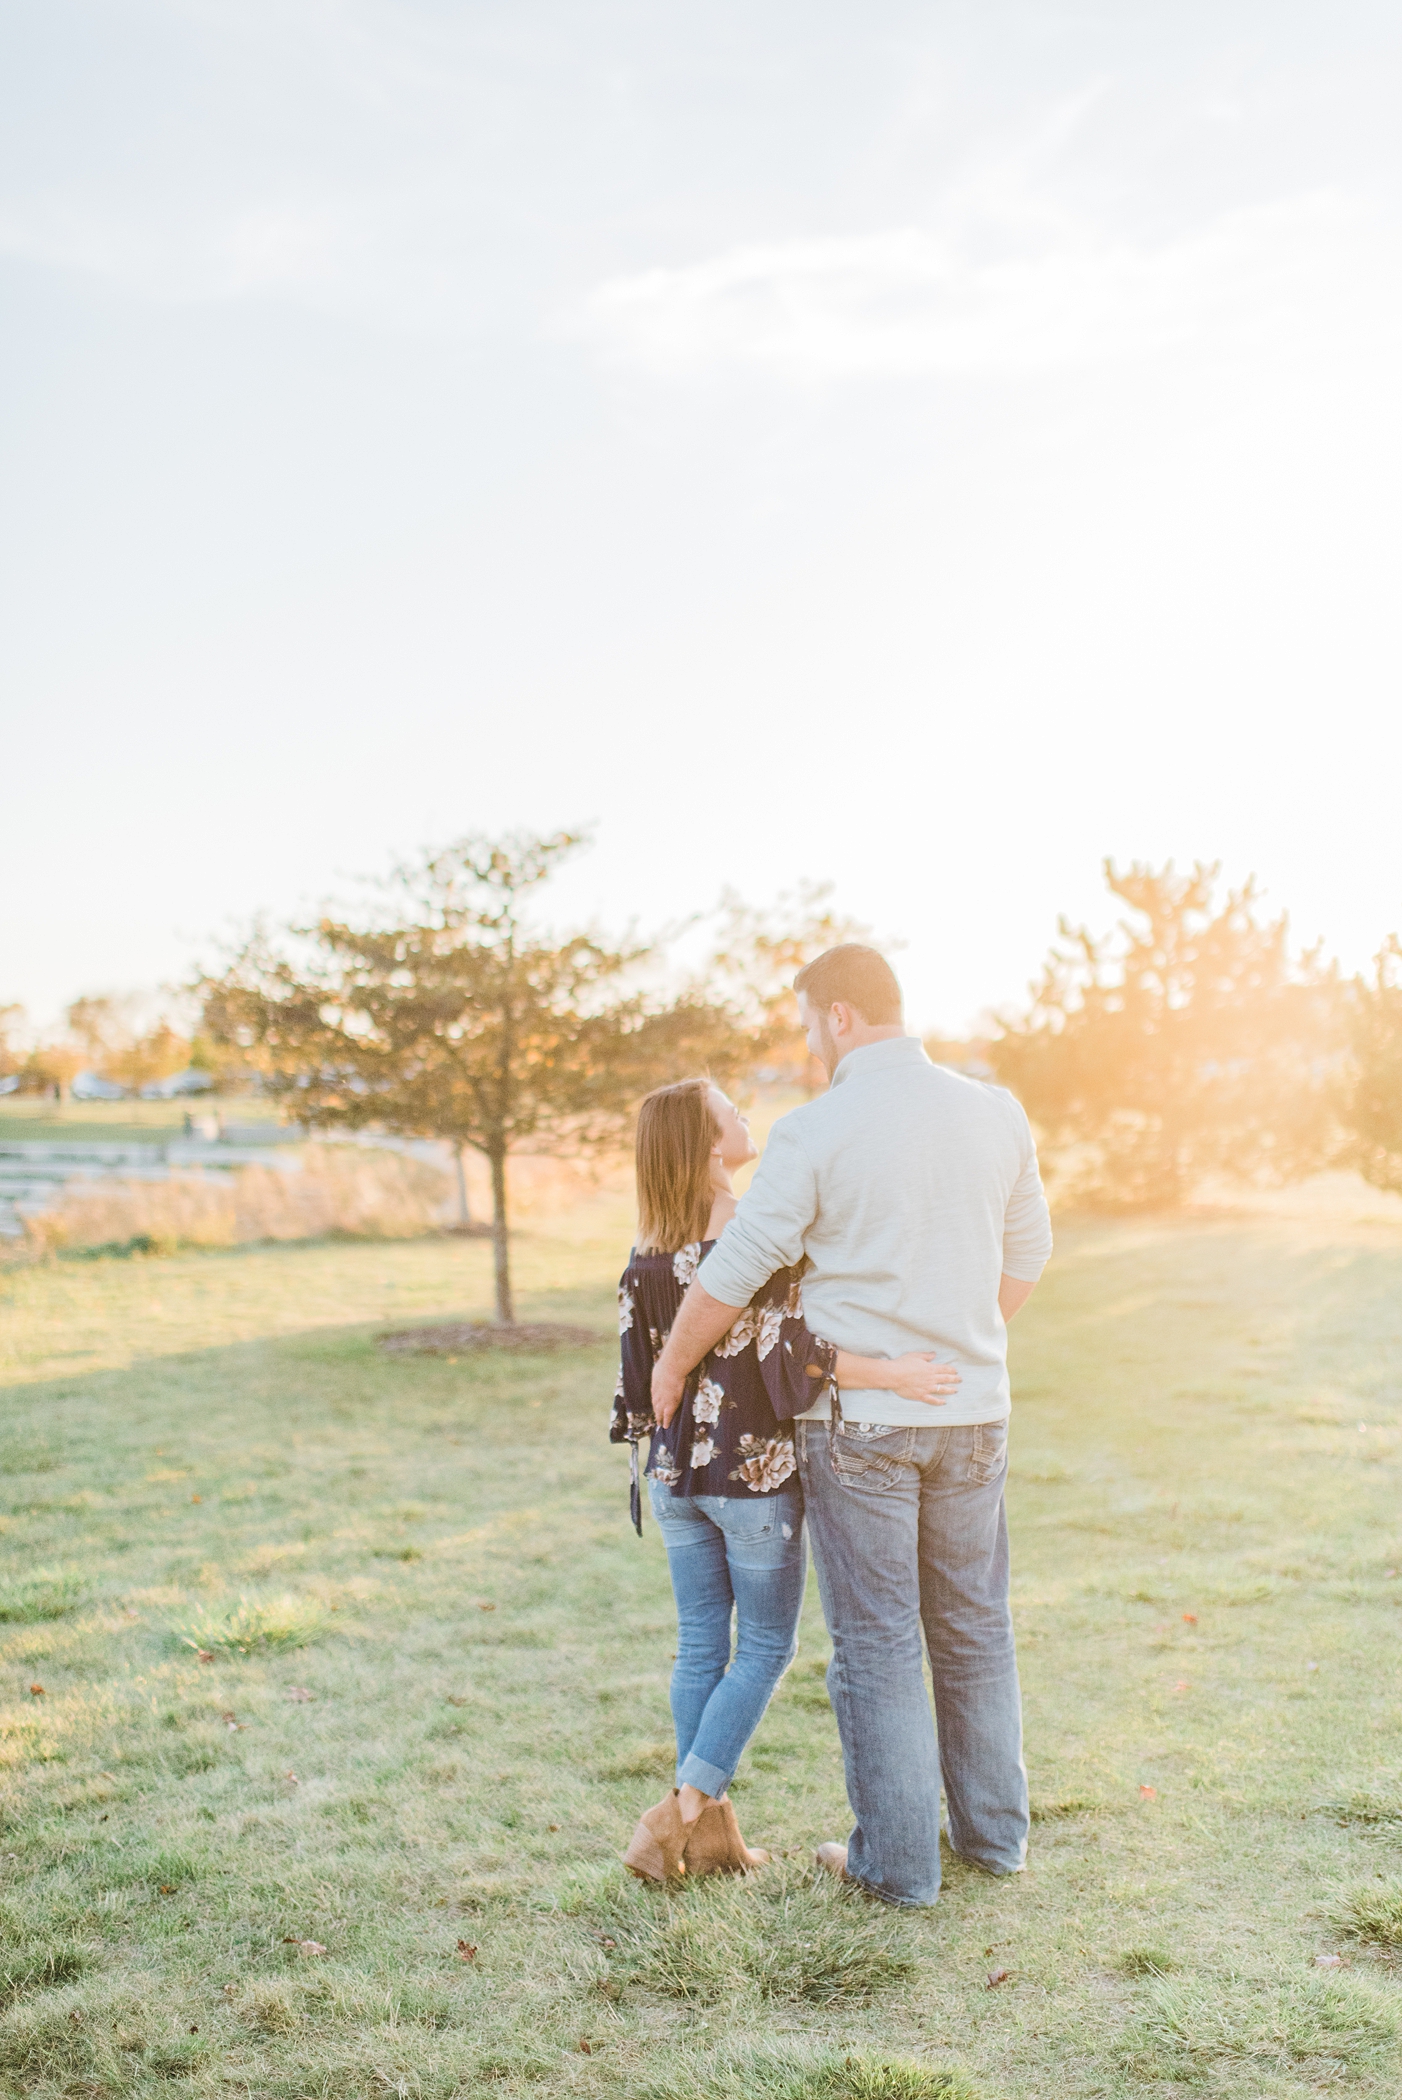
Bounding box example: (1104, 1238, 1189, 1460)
(609, 1241, 837, 1510)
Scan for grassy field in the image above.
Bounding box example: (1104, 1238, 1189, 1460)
(1, 1190, 1400, 2099)
(0, 1100, 279, 1149)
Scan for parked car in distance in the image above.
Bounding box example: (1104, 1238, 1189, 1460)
(139, 1068, 215, 1099)
(72, 1071, 128, 1101)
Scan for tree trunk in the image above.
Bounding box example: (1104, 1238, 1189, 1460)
(454, 1144, 473, 1228)
(488, 1146, 514, 1326)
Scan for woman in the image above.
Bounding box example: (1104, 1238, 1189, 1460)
(610, 1077, 959, 1881)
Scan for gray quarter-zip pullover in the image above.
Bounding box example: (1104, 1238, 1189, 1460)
(698, 1035, 1052, 1426)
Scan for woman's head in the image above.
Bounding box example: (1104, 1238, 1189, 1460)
(634, 1079, 756, 1253)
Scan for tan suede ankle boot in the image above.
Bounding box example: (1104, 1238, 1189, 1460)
(623, 1790, 688, 1881)
(681, 1796, 771, 1874)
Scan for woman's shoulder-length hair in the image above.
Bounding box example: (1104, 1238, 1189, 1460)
(634, 1078, 717, 1255)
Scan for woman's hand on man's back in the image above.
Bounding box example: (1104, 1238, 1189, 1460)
(886, 1353, 961, 1404)
(832, 1349, 962, 1404)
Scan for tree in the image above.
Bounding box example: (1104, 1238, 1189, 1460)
(65, 994, 191, 1094)
(0, 1005, 24, 1080)
(66, 995, 127, 1069)
(991, 861, 1342, 1210)
(201, 831, 734, 1325)
(704, 882, 874, 1088)
(27, 1037, 85, 1103)
(1342, 936, 1402, 1194)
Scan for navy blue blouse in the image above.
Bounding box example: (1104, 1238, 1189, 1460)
(609, 1241, 836, 1504)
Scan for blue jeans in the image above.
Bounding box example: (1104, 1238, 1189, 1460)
(648, 1482, 807, 1798)
(797, 1418, 1028, 1908)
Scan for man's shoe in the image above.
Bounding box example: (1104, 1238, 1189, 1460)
(815, 1841, 850, 1880)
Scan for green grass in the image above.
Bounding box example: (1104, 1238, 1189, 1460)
(0, 1190, 1400, 2096)
(174, 1593, 331, 1659)
(1342, 1883, 1402, 1948)
(0, 1097, 247, 1147)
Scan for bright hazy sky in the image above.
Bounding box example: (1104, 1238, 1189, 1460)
(3, 1, 1400, 1035)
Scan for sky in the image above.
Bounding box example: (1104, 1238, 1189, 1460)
(3, 0, 1400, 1036)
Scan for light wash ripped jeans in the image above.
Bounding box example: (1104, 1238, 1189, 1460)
(797, 1416, 1028, 1908)
(648, 1480, 806, 1798)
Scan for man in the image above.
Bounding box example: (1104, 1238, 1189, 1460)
(651, 944, 1052, 1908)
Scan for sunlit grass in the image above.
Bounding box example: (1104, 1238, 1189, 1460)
(1342, 1883, 1402, 1949)
(636, 2048, 980, 2099)
(0, 1568, 85, 1623)
(174, 1592, 330, 1658)
(0, 1190, 1399, 2095)
(599, 1863, 918, 2007)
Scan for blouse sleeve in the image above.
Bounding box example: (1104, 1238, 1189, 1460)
(610, 1262, 657, 1444)
(754, 1266, 837, 1424)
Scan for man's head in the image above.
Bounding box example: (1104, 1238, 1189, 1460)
(793, 944, 905, 1078)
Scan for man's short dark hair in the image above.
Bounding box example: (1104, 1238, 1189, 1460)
(793, 944, 903, 1025)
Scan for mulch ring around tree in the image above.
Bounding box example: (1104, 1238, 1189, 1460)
(376, 1321, 605, 1356)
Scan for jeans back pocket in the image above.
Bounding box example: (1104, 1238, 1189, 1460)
(831, 1423, 917, 1490)
(966, 1419, 1008, 1485)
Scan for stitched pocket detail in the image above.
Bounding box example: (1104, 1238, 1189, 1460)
(967, 1419, 1009, 1485)
(831, 1424, 917, 1489)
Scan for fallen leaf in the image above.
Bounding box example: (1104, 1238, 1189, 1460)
(159, 1884, 175, 1894)
(191, 1494, 201, 1503)
(286, 1687, 315, 1702)
(1315, 1953, 1343, 1969)
(298, 1940, 326, 1956)
(282, 1936, 300, 1945)
(1139, 1785, 1157, 1799)
(446, 1695, 469, 1708)
(456, 1940, 477, 1961)
(476, 1601, 496, 1612)
(28, 1684, 43, 1697)
(548, 1823, 561, 1833)
(578, 2038, 593, 2054)
(986, 1968, 1011, 1988)
(1181, 1612, 1197, 1624)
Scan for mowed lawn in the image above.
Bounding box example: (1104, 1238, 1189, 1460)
(1, 1192, 1401, 2099)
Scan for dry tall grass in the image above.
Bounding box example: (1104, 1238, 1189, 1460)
(22, 1141, 637, 1257)
(27, 1146, 452, 1253)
